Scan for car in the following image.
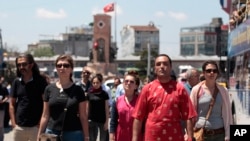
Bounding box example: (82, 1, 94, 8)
(104, 78, 124, 89)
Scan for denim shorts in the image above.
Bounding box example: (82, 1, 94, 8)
(45, 128, 84, 141)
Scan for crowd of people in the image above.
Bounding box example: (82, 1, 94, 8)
(0, 53, 232, 141)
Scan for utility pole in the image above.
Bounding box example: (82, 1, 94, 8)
(147, 42, 151, 77)
(0, 29, 4, 75)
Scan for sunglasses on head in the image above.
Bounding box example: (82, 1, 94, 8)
(17, 62, 29, 68)
(56, 63, 71, 68)
(124, 79, 135, 84)
(205, 69, 218, 73)
(127, 70, 138, 75)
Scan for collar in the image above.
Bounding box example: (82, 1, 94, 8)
(19, 77, 33, 83)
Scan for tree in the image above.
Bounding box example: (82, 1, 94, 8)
(28, 47, 54, 57)
(134, 49, 158, 78)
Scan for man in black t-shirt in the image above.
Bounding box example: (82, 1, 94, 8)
(9, 54, 48, 141)
(76, 66, 92, 93)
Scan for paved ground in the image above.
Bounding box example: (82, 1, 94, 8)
(4, 90, 250, 140)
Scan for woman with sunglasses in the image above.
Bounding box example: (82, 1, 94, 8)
(109, 74, 142, 141)
(37, 54, 89, 141)
(189, 60, 232, 141)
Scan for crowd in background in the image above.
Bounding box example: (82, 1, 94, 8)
(0, 53, 232, 141)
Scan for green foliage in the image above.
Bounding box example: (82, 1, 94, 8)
(29, 47, 54, 57)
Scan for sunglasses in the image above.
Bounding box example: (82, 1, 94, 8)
(17, 62, 29, 68)
(56, 63, 71, 68)
(205, 69, 218, 73)
(82, 71, 90, 75)
(127, 70, 138, 75)
(124, 80, 135, 84)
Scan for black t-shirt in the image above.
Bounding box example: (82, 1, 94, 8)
(44, 83, 86, 131)
(0, 84, 8, 110)
(87, 90, 109, 123)
(75, 80, 91, 93)
(10, 76, 48, 127)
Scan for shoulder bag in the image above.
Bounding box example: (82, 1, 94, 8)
(193, 85, 218, 141)
(39, 85, 75, 141)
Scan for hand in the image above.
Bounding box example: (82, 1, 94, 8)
(104, 121, 108, 130)
(184, 134, 188, 141)
(110, 133, 115, 141)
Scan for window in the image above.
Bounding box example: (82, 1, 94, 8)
(181, 44, 195, 55)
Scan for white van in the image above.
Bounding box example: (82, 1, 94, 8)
(104, 78, 124, 89)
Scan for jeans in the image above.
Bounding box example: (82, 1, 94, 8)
(0, 110, 4, 141)
(204, 133, 225, 141)
(89, 121, 107, 141)
(45, 128, 84, 141)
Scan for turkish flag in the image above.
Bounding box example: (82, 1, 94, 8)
(103, 3, 114, 13)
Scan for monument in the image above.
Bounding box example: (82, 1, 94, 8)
(88, 14, 117, 75)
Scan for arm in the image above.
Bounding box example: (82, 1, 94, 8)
(186, 119, 194, 141)
(9, 97, 16, 128)
(1, 87, 9, 103)
(37, 102, 50, 140)
(104, 100, 110, 130)
(132, 118, 142, 141)
(109, 99, 118, 141)
(79, 101, 89, 141)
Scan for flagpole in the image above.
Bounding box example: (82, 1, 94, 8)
(114, 1, 117, 48)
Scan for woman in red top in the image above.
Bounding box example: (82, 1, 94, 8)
(109, 74, 142, 141)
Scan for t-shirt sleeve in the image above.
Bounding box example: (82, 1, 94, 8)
(75, 85, 87, 102)
(10, 78, 18, 98)
(132, 84, 149, 120)
(43, 85, 51, 102)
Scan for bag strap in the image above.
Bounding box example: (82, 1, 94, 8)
(202, 85, 218, 127)
(205, 86, 218, 120)
(60, 84, 76, 135)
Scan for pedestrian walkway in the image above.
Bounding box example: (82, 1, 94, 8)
(4, 127, 12, 141)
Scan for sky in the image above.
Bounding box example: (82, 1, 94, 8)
(0, 0, 229, 57)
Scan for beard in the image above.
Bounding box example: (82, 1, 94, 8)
(19, 68, 28, 74)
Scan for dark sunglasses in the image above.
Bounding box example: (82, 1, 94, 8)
(82, 71, 90, 75)
(56, 63, 71, 68)
(17, 62, 29, 68)
(205, 69, 218, 73)
(124, 80, 135, 84)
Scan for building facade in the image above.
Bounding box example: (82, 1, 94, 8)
(180, 17, 228, 56)
(119, 22, 159, 58)
(28, 26, 94, 57)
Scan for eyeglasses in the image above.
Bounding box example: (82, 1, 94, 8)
(205, 69, 218, 73)
(124, 80, 135, 84)
(82, 71, 90, 75)
(17, 62, 29, 68)
(56, 63, 71, 68)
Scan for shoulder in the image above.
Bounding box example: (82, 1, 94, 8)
(75, 81, 83, 86)
(216, 83, 228, 94)
(45, 83, 56, 90)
